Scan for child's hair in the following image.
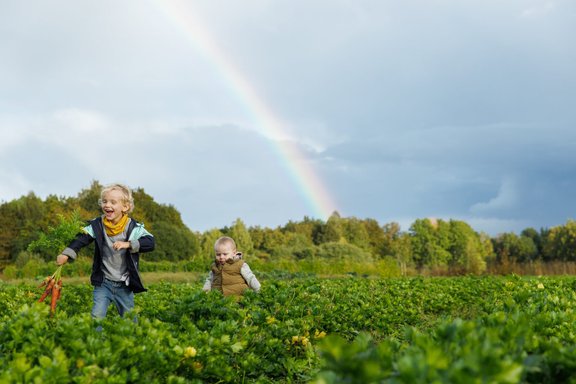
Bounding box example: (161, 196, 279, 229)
(99, 183, 135, 214)
(214, 236, 236, 251)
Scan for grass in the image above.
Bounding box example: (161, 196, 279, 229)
(0, 271, 205, 285)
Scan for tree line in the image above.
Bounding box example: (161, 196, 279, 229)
(1, 180, 575, 275)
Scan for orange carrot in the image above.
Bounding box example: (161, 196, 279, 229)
(38, 278, 56, 303)
(55, 279, 63, 303)
(37, 276, 51, 289)
(37, 265, 64, 315)
(50, 281, 62, 316)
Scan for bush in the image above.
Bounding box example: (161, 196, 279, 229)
(316, 242, 373, 262)
(21, 258, 48, 279)
(2, 265, 18, 279)
(14, 251, 44, 269)
(271, 245, 317, 260)
(64, 256, 92, 277)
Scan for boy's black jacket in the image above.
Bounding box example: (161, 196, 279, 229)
(67, 217, 154, 293)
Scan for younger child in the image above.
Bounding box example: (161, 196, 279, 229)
(203, 236, 260, 296)
(56, 183, 155, 319)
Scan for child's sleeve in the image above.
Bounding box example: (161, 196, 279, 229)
(241, 263, 261, 292)
(61, 224, 95, 260)
(128, 223, 155, 253)
(202, 271, 214, 292)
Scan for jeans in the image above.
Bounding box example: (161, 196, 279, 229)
(91, 278, 135, 319)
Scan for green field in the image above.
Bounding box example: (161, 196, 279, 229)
(1, 274, 576, 383)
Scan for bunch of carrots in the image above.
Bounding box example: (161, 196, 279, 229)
(37, 265, 63, 316)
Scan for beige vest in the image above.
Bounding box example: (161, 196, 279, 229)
(211, 259, 248, 296)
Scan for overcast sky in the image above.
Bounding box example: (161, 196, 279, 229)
(1, 0, 575, 235)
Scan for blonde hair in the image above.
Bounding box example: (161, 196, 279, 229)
(214, 236, 236, 251)
(99, 183, 135, 214)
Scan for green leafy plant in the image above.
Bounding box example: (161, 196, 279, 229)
(27, 210, 85, 259)
(2, 276, 576, 382)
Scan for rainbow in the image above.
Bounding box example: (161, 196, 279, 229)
(150, 0, 337, 220)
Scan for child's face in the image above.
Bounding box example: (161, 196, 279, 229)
(215, 243, 236, 265)
(100, 189, 129, 224)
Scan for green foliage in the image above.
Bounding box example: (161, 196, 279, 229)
(2, 265, 18, 279)
(75, 180, 103, 215)
(316, 242, 373, 262)
(313, 333, 398, 383)
(61, 256, 93, 277)
(341, 217, 371, 250)
(249, 226, 286, 255)
(271, 244, 315, 260)
(4, 181, 576, 274)
(228, 218, 254, 255)
(521, 227, 543, 254)
(408, 218, 494, 274)
(20, 258, 48, 280)
(282, 216, 325, 246)
(541, 220, 576, 262)
(318, 212, 344, 243)
(27, 210, 86, 261)
(312, 276, 576, 383)
(0, 181, 203, 269)
(493, 232, 539, 265)
(147, 221, 199, 261)
(0, 192, 53, 262)
(2, 276, 576, 382)
(13, 251, 43, 269)
(448, 220, 487, 274)
(390, 233, 413, 276)
(409, 218, 450, 268)
(269, 232, 316, 261)
(364, 219, 390, 257)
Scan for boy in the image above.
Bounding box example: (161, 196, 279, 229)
(203, 236, 260, 296)
(56, 183, 155, 319)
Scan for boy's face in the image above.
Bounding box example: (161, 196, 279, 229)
(215, 243, 236, 265)
(100, 189, 129, 224)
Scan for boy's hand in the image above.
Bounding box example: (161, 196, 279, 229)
(113, 241, 130, 250)
(56, 254, 69, 265)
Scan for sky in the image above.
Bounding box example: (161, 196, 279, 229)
(1, 0, 575, 236)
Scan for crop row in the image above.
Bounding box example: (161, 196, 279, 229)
(1, 275, 576, 382)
